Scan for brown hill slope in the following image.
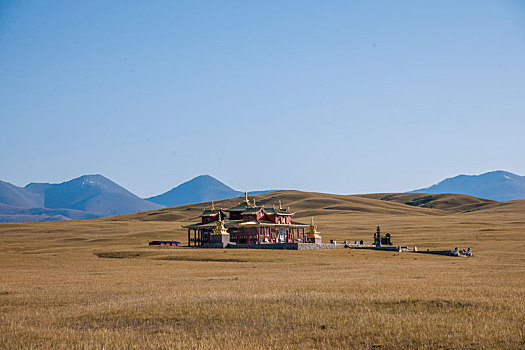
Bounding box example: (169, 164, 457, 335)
(359, 193, 496, 213)
(462, 198, 525, 215)
(111, 190, 447, 222)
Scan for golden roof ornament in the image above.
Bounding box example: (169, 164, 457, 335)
(253, 198, 256, 208)
(308, 217, 322, 239)
(211, 200, 215, 210)
(244, 190, 249, 203)
(279, 200, 282, 210)
(211, 218, 228, 236)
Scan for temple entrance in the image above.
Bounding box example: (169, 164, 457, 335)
(277, 228, 287, 243)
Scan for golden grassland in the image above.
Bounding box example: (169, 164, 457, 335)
(1, 191, 524, 349)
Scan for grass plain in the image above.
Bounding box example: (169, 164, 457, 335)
(1, 191, 524, 349)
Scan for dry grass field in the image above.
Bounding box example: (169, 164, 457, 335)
(1, 191, 524, 349)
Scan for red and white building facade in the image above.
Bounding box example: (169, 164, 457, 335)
(183, 193, 321, 246)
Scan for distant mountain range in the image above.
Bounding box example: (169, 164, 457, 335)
(411, 170, 525, 201)
(146, 175, 274, 207)
(0, 175, 163, 223)
(2, 170, 524, 223)
(0, 174, 275, 223)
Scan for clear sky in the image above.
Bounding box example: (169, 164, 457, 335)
(1, 1, 524, 197)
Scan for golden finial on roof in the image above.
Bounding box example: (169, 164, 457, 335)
(244, 190, 249, 203)
(212, 218, 228, 236)
(211, 201, 215, 210)
(308, 217, 322, 240)
(279, 200, 282, 209)
(253, 198, 256, 207)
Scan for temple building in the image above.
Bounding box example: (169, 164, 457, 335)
(183, 192, 322, 246)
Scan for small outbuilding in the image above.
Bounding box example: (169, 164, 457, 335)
(149, 240, 181, 246)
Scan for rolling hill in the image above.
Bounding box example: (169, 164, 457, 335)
(114, 190, 509, 223)
(360, 193, 497, 213)
(411, 170, 525, 201)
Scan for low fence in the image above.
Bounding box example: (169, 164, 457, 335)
(200, 242, 346, 250)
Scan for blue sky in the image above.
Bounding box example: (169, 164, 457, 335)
(1, 1, 524, 197)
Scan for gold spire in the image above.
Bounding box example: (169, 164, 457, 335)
(212, 217, 228, 236)
(253, 198, 256, 207)
(308, 217, 322, 240)
(211, 201, 215, 210)
(279, 200, 282, 210)
(244, 190, 249, 203)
